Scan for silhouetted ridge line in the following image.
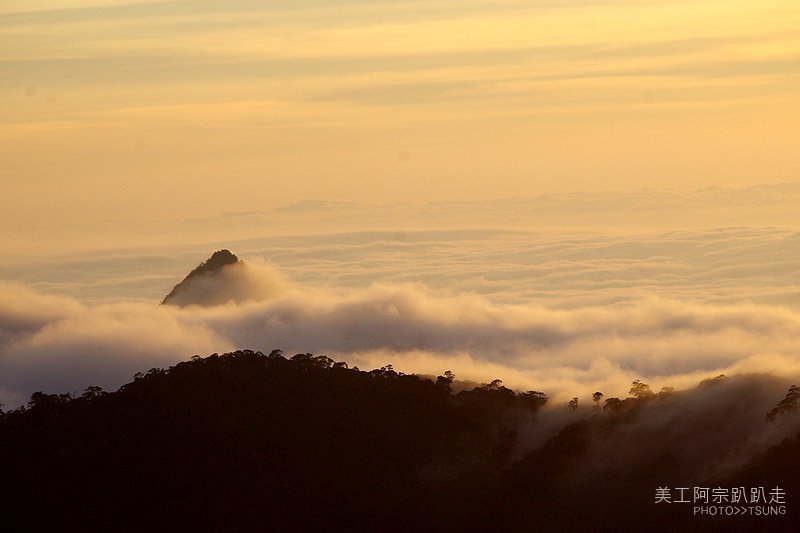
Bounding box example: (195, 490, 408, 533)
(2, 352, 798, 531)
(0, 350, 547, 530)
(162, 249, 239, 305)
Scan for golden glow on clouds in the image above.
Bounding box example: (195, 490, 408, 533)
(1, 0, 799, 226)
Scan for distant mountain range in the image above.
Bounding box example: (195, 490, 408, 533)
(6, 181, 800, 256)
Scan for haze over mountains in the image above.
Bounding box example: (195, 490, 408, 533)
(3, 183, 800, 308)
(3, 0, 797, 525)
(3, 246, 800, 529)
(1, 244, 798, 410)
(2, 186, 800, 529)
(2, 184, 800, 412)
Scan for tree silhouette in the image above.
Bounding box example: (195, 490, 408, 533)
(592, 391, 604, 410)
(81, 386, 106, 400)
(603, 397, 623, 411)
(698, 374, 727, 387)
(435, 370, 455, 391)
(569, 397, 579, 410)
(766, 384, 800, 421)
(629, 380, 654, 399)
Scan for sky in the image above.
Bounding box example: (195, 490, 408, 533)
(2, 0, 799, 229)
(1, 1, 799, 409)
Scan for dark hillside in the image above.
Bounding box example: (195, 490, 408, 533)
(2, 350, 798, 532)
(1, 350, 543, 531)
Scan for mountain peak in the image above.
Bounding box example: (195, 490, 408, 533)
(198, 249, 239, 272)
(162, 250, 240, 305)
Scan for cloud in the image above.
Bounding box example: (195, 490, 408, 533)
(540, 373, 800, 489)
(7, 212, 800, 314)
(0, 281, 82, 344)
(2, 262, 800, 410)
(3, 1, 799, 233)
(0, 282, 231, 405)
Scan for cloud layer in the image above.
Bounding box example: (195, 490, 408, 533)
(3, 257, 800, 409)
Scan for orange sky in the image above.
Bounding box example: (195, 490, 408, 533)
(2, 0, 799, 228)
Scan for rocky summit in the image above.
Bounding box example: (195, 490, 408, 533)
(161, 249, 239, 305)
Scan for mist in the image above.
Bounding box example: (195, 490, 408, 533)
(2, 256, 800, 411)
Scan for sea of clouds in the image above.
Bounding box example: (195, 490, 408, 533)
(2, 251, 800, 409)
(2, 186, 800, 411)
